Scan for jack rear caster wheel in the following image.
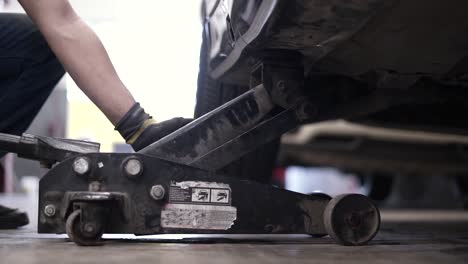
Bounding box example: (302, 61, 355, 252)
(324, 194, 380, 246)
(66, 209, 103, 246)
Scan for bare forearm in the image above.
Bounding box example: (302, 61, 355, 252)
(39, 18, 134, 124)
(19, 0, 135, 125)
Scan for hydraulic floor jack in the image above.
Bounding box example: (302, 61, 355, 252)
(0, 57, 380, 246)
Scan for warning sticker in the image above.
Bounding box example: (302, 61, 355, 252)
(169, 181, 231, 205)
(211, 189, 229, 203)
(162, 181, 236, 230)
(192, 188, 210, 202)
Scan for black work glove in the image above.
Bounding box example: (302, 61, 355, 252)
(115, 103, 192, 151)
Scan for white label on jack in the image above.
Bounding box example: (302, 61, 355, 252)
(161, 204, 237, 230)
(161, 181, 237, 230)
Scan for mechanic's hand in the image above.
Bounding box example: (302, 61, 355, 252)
(115, 103, 192, 151)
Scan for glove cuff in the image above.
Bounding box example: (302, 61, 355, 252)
(126, 118, 157, 145)
(115, 103, 152, 142)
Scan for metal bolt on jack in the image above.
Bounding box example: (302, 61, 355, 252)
(44, 204, 56, 217)
(150, 185, 165, 200)
(123, 157, 143, 178)
(73, 156, 91, 175)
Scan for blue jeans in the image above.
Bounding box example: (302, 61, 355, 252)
(0, 13, 65, 137)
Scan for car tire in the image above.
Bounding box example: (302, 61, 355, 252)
(194, 29, 278, 184)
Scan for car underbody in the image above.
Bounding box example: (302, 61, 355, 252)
(203, 0, 468, 133)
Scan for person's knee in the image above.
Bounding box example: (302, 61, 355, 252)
(26, 23, 66, 82)
(29, 29, 57, 64)
(5, 13, 58, 67)
(30, 28, 65, 80)
(12, 14, 65, 93)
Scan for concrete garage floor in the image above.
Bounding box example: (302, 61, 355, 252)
(1, 195, 468, 264)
